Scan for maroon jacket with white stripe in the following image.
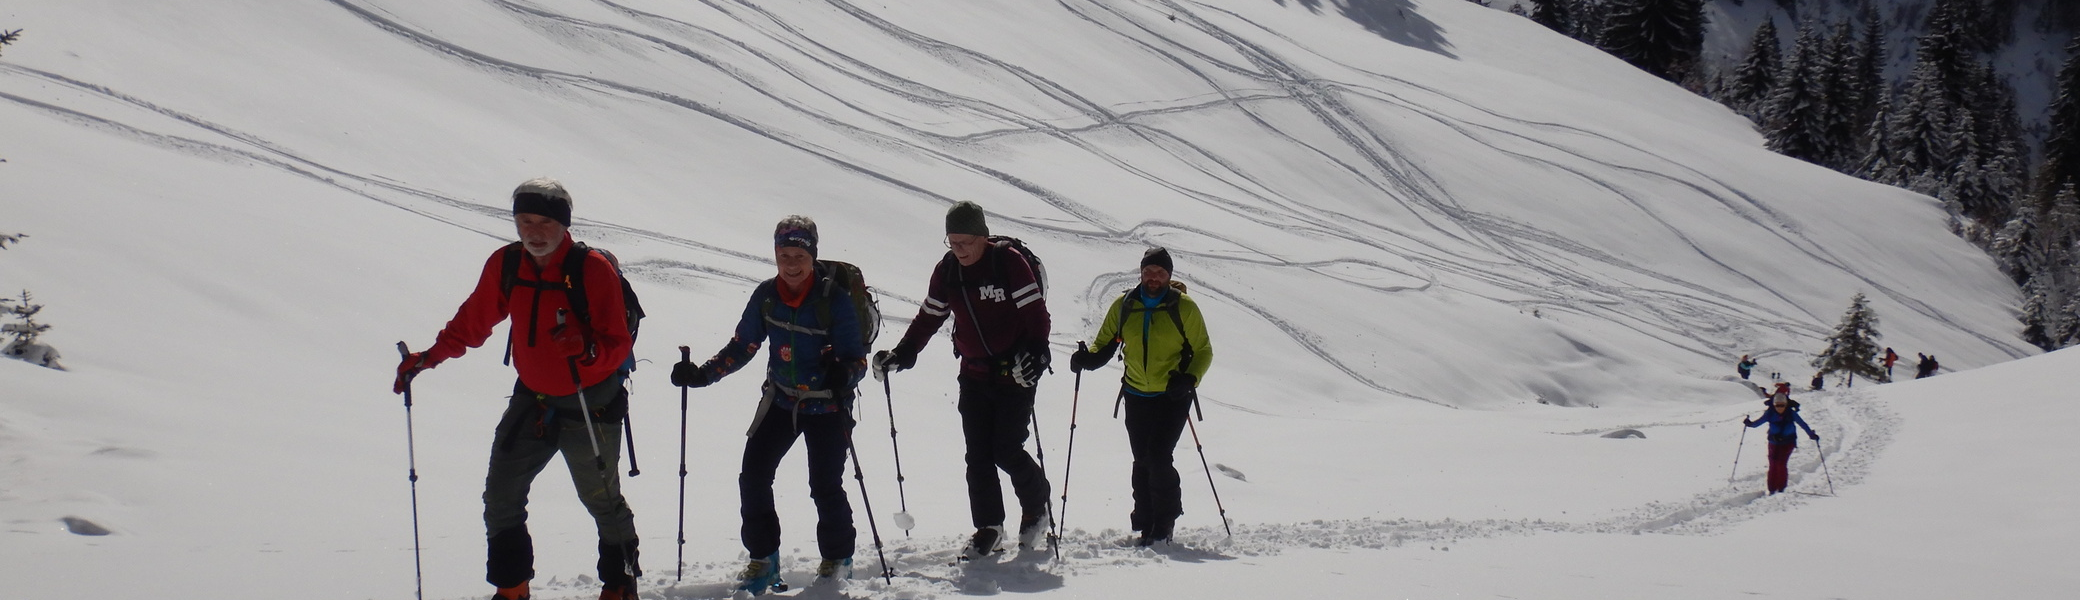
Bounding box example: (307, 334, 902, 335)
(892, 244, 1050, 380)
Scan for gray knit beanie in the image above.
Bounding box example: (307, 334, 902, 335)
(946, 201, 989, 237)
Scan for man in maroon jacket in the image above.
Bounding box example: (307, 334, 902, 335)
(873, 201, 1054, 559)
(394, 178, 639, 600)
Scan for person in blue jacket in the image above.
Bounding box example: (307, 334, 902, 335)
(672, 215, 867, 591)
(1744, 389, 1818, 495)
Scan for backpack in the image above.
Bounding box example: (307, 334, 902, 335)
(499, 241, 646, 370)
(1115, 280, 1195, 364)
(939, 235, 1049, 300)
(760, 259, 883, 347)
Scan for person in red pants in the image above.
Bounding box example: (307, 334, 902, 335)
(1745, 393, 1819, 494)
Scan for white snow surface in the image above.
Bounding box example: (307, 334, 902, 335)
(0, 0, 2068, 598)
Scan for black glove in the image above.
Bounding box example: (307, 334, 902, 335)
(1167, 370, 1196, 395)
(1069, 344, 1110, 372)
(670, 360, 712, 388)
(826, 358, 858, 402)
(872, 347, 917, 380)
(1010, 342, 1051, 388)
(1743, 418, 1752, 426)
(1810, 433, 1820, 441)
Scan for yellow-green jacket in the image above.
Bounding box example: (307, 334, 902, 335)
(1089, 284, 1212, 394)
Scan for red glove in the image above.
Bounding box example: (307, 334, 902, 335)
(394, 351, 433, 394)
(550, 320, 598, 365)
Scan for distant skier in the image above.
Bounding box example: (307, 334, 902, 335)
(1810, 372, 1824, 391)
(1736, 354, 1757, 380)
(670, 215, 866, 591)
(1068, 247, 1215, 547)
(1744, 389, 1818, 495)
(1882, 347, 1899, 380)
(872, 201, 1054, 559)
(1916, 354, 1940, 379)
(393, 178, 639, 600)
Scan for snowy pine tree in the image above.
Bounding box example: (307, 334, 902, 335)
(1764, 25, 1833, 165)
(1882, 60, 1955, 191)
(1722, 18, 1781, 120)
(1598, 0, 1707, 82)
(1820, 20, 1865, 172)
(1531, 0, 1573, 36)
(2041, 38, 2080, 204)
(1857, 88, 1897, 179)
(1853, 10, 1886, 131)
(1811, 293, 1886, 383)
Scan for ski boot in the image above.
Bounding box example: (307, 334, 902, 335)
(735, 553, 783, 596)
(491, 581, 530, 600)
(1017, 512, 1053, 550)
(960, 525, 1007, 561)
(815, 557, 853, 580)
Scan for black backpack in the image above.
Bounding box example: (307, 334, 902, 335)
(499, 241, 646, 371)
(938, 235, 1049, 300)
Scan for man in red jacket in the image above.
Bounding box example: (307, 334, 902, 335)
(394, 178, 638, 600)
(873, 201, 1053, 559)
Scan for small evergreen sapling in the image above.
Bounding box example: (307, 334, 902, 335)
(2, 290, 64, 370)
(1812, 293, 1886, 383)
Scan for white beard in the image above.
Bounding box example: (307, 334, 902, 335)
(524, 240, 557, 257)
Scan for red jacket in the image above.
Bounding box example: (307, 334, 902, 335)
(423, 234, 632, 396)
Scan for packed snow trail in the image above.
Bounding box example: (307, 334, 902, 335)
(476, 386, 1888, 600)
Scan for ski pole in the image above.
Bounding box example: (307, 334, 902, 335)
(676, 346, 691, 582)
(394, 342, 425, 600)
(1055, 344, 1085, 563)
(1814, 437, 1837, 496)
(623, 393, 641, 477)
(1029, 406, 1060, 558)
(559, 310, 637, 586)
(1729, 423, 1749, 485)
(1184, 401, 1232, 538)
(845, 428, 896, 584)
(881, 367, 911, 535)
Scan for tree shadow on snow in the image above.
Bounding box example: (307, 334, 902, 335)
(1269, 0, 1455, 59)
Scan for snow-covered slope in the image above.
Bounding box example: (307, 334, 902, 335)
(0, 1, 2058, 599)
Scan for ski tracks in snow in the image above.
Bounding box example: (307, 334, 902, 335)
(503, 388, 1891, 600)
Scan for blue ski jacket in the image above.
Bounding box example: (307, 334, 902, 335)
(1746, 407, 1817, 445)
(693, 262, 867, 414)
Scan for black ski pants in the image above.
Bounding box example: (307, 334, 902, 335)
(484, 378, 639, 588)
(957, 376, 1051, 529)
(739, 404, 856, 560)
(1122, 389, 1191, 533)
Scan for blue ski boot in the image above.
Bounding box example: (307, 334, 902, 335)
(735, 553, 782, 596)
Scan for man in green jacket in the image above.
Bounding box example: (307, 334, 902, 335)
(1067, 247, 1213, 546)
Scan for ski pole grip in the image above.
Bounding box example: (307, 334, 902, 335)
(680, 346, 691, 362)
(397, 341, 410, 359)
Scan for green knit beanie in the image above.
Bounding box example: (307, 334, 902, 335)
(945, 201, 989, 237)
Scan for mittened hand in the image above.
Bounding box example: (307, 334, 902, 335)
(1166, 370, 1196, 394)
(873, 348, 916, 376)
(1810, 433, 1820, 441)
(825, 359, 859, 401)
(1009, 343, 1051, 388)
(1743, 418, 1752, 426)
(1069, 348, 1107, 372)
(670, 360, 712, 388)
(550, 321, 592, 362)
(394, 351, 432, 394)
